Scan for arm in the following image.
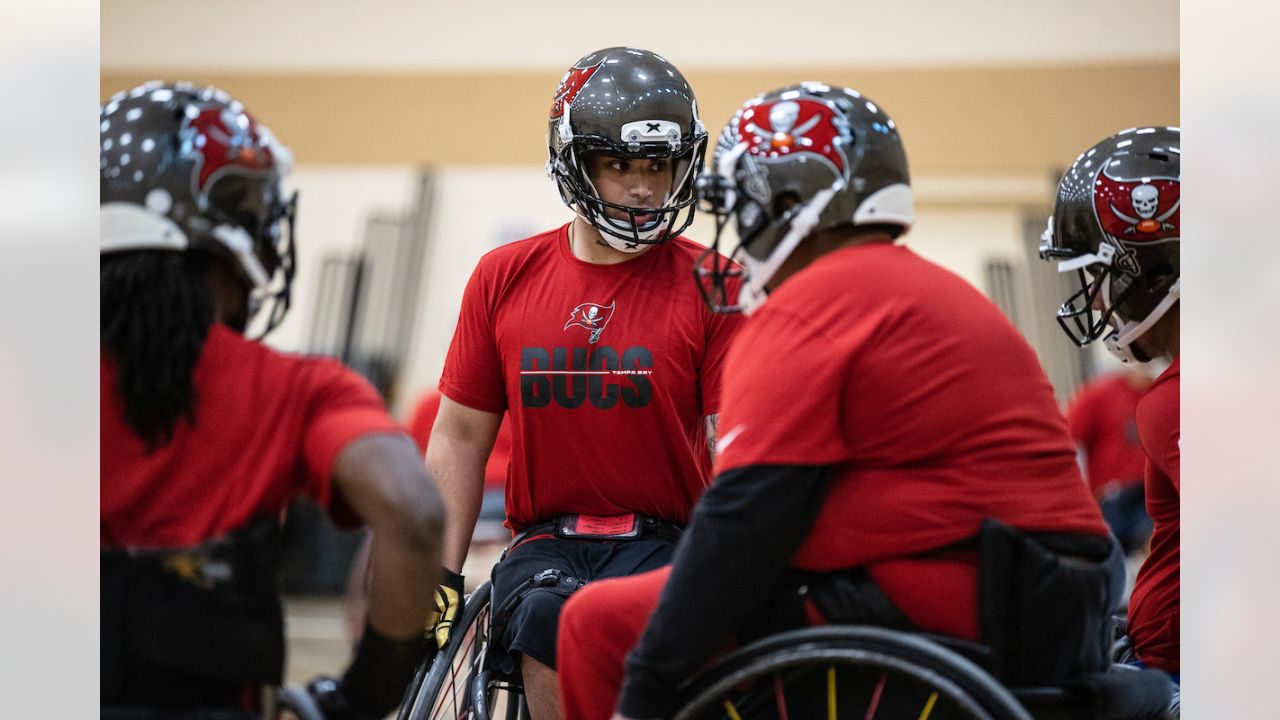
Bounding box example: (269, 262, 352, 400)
(330, 432, 444, 639)
(426, 394, 502, 573)
(322, 432, 444, 718)
(704, 413, 718, 464)
(617, 463, 833, 719)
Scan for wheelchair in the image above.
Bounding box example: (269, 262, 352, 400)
(397, 595, 1173, 720)
(396, 579, 529, 720)
(669, 626, 1176, 720)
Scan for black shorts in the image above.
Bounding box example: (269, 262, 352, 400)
(490, 534, 677, 671)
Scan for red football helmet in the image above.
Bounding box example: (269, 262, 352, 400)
(100, 81, 297, 336)
(1040, 127, 1180, 364)
(695, 82, 913, 314)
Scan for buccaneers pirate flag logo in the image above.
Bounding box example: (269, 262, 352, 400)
(1093, 170, 1180, 243)
(182, 105, 276, 200)
(550, 61, 603, 119)
(564, 301, 615, 344)
(735, 97, 852, 178)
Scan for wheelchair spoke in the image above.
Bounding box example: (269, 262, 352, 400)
(721, 698, 744, 720)
(772, 672, 790, 720)
(828, 666, 837, 720)
(916, 691, 939, 720)
(863, 671, 887, 720)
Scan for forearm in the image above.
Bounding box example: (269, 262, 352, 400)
(365, 526, 439, 638)
(704, 413, 718, 465)
(331, 433, 445, 640)
(618, 464, 832, 718)
(426, 432, 490, 572)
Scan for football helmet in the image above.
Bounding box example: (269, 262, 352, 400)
(1040, 127, 1180, 364)
(695, 82, 914, 314)
(547, 47, 707, 252)
(100, 81, 297, 336)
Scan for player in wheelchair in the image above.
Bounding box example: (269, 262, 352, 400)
(552, 83, 1178, 720)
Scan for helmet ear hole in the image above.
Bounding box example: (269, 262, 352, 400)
(772, 192, 801, 218)
(1144, 262, 1175, 289)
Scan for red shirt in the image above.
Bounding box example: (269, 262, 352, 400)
(101, 325, 404, 547)
(439, 225, 742, 530)
(715, 243, 1107, 637)
(1067, 373, 1148, 497)
(1128, 357, 1180, 673)
(407, 388, 512, 490)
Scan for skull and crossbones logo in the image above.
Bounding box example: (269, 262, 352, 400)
(748, 100, 822, 151)
(1111, 183, 1179, 235)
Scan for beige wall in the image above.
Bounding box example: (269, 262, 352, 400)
(101, 63, 1178, 175)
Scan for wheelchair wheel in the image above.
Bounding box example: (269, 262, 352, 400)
(671, 626, 1032, 720)
(400, 581, 493, 720)
(400, 581, 529, 720)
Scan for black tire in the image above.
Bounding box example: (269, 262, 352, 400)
(401, 581, 494, 720)
(670, 626, 1032, 720)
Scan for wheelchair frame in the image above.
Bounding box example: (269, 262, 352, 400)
(397, 580, 529, 720)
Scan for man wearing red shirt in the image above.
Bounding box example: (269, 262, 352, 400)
(100, 83, 444, 719)
(1067, 366, 1154, 553)
(555, 83, 1121, 720)
(1040, 127, 1181, 683)
(425, 48, 742, 718)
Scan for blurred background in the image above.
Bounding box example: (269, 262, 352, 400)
(100, 0, 1179, 685)
(102, 0, 1179, 414)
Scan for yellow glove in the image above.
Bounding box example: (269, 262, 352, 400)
(426, 568, 465, 649)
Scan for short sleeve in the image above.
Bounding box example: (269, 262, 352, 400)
(699, 300, 745, 417)
(439, 260, 507, 413)
(1066, 385, 1096, 447)
(1137, 374, 1180, 492)
(714, 307, 853, 472)
(299, 358, 405, 525)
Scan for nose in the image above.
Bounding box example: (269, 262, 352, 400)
(628, 174, 655, 204)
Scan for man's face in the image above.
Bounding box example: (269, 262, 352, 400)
(584, 152, 674, 226)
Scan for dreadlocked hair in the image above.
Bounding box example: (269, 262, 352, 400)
(101, 251, 215, 449)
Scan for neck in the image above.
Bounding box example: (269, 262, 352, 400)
(568, 217, 651, 265)
(1147, 302, 1180, 361)
(205, 259, 250, 332)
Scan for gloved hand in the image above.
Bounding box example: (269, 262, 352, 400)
(425, 567, 465, 649)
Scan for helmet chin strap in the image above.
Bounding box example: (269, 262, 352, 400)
(734, 185, 840, 315)
(1104, 278, 1180, 364)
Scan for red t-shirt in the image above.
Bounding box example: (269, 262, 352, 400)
(101, 325, 404, 547)
(1127, 357, 1180, 673)
(715, 243, 1107, 638)
(407, 387, 512, 490)
(439, 225, 742, 531)
(1067, 373, 1148, 497)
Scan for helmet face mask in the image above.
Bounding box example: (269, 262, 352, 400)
(695, 82, 914, 315)
(1041, 126, 1180, 364)
(100, 81, 297, 338)
(547, 47, 707, 253)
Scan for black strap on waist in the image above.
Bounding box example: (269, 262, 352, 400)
(101, 517, 286, 707)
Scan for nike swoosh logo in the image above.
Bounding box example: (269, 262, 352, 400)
(716, 424, 746, 455)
